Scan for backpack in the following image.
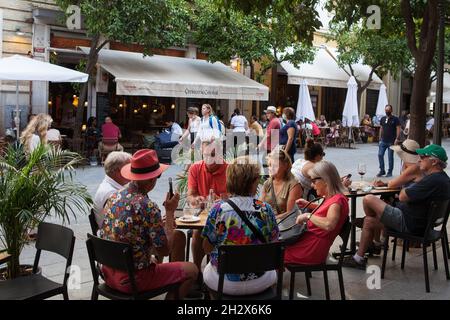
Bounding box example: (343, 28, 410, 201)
(209, 115, 224, 136)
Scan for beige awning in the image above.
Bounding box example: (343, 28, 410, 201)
(281, 46, 383, 90)
(80, 47, 268, 100)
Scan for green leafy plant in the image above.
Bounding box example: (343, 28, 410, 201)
(0, 144, 93, 279)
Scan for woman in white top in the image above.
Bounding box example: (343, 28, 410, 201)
(230, 108, 248, 133)
(179, 106, 201, 144)
(20, 113, 52, 153)
(193, 104, 224, 146)
(291, 139, 325, 199)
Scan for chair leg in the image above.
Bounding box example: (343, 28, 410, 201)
(62, 289, 69, 300)
(323, 271, 330, 300)
(432, 242, 438, 270)
(423, 245, 430, 293)
(337, 268, 346, 300)
(441, 238, 450, 280)
(444, 229, 450, 259)
(305, 272, 312, 296)
(381, 236, 389, 279)
(401, 240, 407, 270)
(289, 271, 296, 300)
(392, 237, 397, 261)
(91, 287, 99, 300)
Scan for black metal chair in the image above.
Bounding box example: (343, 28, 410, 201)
(0, 222, 75, 300)
(89, 208, 99, 235)
(381, 200, 450, 293)
(286, 217, 351, 300)
(206, 242, 285, 300)
(86, 233, 181, 300)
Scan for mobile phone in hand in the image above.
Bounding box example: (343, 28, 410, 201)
(346, 174, 352, 179)
(169, 177, 174, 199)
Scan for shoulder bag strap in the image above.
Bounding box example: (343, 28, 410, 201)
(225, 199, 267, 244)
(270, 180, 283, 215)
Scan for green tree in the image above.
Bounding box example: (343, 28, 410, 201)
(326, 0, 441, 146)
(192, 0, 321, 105)
(326, 20, 411, 111)
(56, 0, 190, 139)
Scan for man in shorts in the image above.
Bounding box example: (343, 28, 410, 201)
(343, 144, 450, 269)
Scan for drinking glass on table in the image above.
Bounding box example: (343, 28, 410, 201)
(358, 163, 366, 181)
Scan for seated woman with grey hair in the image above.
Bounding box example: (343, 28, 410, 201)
(202, 156, 279, 296)
(284, 160, 349, 265)
(93, 151, 132, 227)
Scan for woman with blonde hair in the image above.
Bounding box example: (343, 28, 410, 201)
(20, 113, 53, 152)
(261, 148, 302, 220)
(193, 104, 224, 146)
(202, 156, 279, 296)
(285, 160, 349, 265)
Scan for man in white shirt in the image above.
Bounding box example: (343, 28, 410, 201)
(93, 151, 132, 227)
(230, 108, 248, 155)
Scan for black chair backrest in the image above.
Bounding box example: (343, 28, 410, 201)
(86, 233, 138, 295)
(424, 199, 450, 240)
(34, 222, 75, 281)
(35, 222, 75, 259)
(337, 217, 352, 264)
(217, 242, 285, 275)
(217, 242, 285, 299)
(89, 208, 99, 235)
(86, 233, 133, 272)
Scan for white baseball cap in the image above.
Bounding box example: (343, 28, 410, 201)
(265, 106, 277, 113)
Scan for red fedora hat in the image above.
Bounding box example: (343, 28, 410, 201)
(121, 149, 169, 181)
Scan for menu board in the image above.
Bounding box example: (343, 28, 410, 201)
(96, 93, 110, 127)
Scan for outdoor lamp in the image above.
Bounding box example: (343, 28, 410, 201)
(48, 101, 52, 105)
(81, 124, 87, 132)
(171, 104, 175, 109)
(119, 104, 123, 108)
(134, 109, 138, 114)
(143, 104, 147, 108)
(153, 109, 158, 113)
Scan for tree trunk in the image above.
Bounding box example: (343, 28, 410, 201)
(408, 66, 431, 146)
(72, 35, 101, 140)
(270, 65, 278, 106)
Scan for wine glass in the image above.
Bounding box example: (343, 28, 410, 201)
(358, 163, 366, 181)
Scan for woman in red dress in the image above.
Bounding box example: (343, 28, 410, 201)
(284, 160, 349, 265)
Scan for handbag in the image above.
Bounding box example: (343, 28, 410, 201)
(277, 197, 324, 246)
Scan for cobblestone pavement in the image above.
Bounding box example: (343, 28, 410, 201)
(18, 140, 450, 300)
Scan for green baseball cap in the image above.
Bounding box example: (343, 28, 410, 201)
(416, 144, 448, 162)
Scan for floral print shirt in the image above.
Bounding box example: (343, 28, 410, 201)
(100, 182, 166, 270)
(201, 197, 279, 281)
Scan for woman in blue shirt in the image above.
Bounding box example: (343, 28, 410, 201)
(280, 107, 298, 162)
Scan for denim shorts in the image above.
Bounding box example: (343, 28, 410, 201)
(380, 204, 409, 233)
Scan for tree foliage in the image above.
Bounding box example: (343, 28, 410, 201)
(325, 0, 441, 146)
(55, 0, 191, 137)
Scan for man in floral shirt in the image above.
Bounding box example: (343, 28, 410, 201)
(100, 149, 198, 298)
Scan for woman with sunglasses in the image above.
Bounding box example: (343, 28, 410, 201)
(284, 161, 349, 265)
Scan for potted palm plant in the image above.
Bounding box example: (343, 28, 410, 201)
(0, 143, 92, 279)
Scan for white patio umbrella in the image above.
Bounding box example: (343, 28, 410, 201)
(342, 76, 359, 148)
(295, 79, 315, 121)
(0, 55, 88, 137)
(375, 83, 389, 119)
